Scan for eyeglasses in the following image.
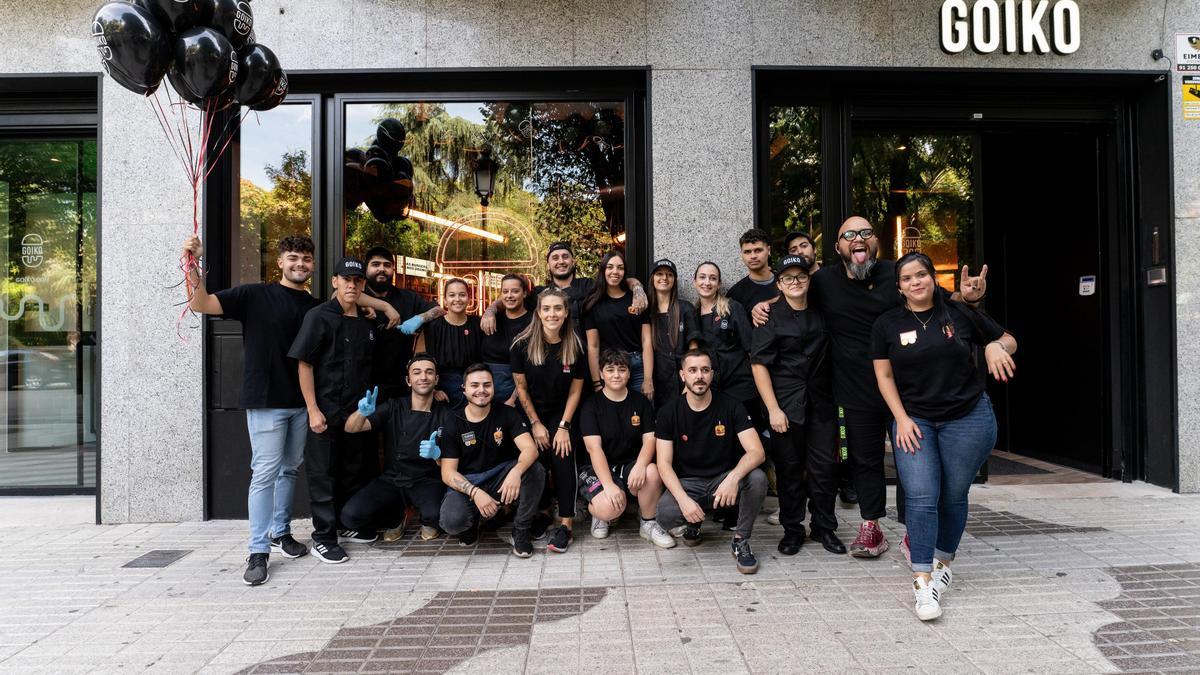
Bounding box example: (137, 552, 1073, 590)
(778, 274, 809, 286)
(839, 228, 875, 241)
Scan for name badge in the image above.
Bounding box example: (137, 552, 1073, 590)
(900, 330, 918, 346)
(462, 431, 477, 446)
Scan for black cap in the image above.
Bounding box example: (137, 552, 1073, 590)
(783, 231, 814, 251)
(775, 254, 812, 276)
(335, 256, 366, 278)
(651, 258, 677, 275)
(546, 242, 573, 258)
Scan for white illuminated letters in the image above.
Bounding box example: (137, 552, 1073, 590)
(940, 0, 1081, 55)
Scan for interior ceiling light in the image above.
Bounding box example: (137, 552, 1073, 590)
(407, 208, 507, 244)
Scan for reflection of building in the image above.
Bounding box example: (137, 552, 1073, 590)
(432, 210, 538, 314)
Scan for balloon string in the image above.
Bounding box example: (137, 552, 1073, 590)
(147, 92, 191, 179)
(202, 109, 249, 184)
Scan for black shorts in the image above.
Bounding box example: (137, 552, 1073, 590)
(578, 460, 638, 503)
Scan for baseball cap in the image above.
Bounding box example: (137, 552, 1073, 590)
(783, 231, 814, 251)
(774, 254, 812, 276)
(335, 256, 366, 278)
(546, 241, 573, 258)
(651, 258, 677, 275)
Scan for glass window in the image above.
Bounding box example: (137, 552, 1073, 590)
(767, 106, 822, 249)
(237, 103, 313, 285)
(0, 139, 97, 490)
(851, 133, 975, 290)
(343, 100, 626, 310)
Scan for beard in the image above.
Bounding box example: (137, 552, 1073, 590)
(367, 277, 392, 294)
(846, 257, 876, 281)
(550, 266, 575, 282)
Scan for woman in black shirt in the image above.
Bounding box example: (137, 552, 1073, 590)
(481, 274, 531, 407)
(649, 258, 697, 409)
(871, 252, 1017, 622)
(511, 287, 587, 554)
(583, 251, 653, 399)
(415, 278, 481, 408)
(690, 262, 759, 429)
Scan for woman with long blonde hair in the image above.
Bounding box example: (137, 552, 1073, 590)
(511, 287, 587, 553)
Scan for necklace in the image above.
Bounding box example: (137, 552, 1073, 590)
(910, 307, 934, 331)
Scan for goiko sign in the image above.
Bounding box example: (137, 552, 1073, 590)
(940, 0, 1081, 55)
(20, 233, 45, 268)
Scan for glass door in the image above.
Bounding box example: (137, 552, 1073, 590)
(0, 139, 97, 492)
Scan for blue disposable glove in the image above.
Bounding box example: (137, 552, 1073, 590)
(398, 315, 426, 335)
(418, 430, 441, 460)
(357, 386, 378, 417)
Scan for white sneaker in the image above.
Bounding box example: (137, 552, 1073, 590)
(591, 518, 610, 539)
(931, 560, 952, 595)
(669, 525, 686, 537)
(912, 577, 942, 621)
(640, 520, 677, 549)
(767, 509, 781, 526)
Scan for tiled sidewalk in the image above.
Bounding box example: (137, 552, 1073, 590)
(1, 480, 1199, 674)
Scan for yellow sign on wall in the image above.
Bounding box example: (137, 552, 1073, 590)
(1184, 76, 1200, 121)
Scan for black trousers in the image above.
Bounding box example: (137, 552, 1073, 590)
(340, 477, 446, 532)
(841, 406, 890, 522)
(304, 424, 373, 546)
(533, 409, 579, 519)
(771, 412, 839, 534)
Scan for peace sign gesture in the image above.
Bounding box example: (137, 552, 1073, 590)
(357, 386, 379, 417)
(960, 264, 988, 303)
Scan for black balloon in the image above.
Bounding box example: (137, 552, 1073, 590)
(249, 71, 287, 111)
(91, 3, 171, 95)
(364, 157, 392, 180)
(135, 0, 212, 33)
(366, 178, 414, 223)
(345, 148, 368, 166)
(392, 156, 414, 178)
(173, 27, 237, 104)
(366, 144, 390, 162)
(234, 44, 282, 107)
(210, 0, 254, 49)
(375, 118, 406, 154)
(344, 164, 367, 210)
(166, 65, 203, 104)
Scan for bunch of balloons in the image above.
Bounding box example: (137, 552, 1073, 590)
(90, 0, 289, 328)
(345, 118, 417, 223)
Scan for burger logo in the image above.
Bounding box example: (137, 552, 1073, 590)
(91, 20, 113, 67)
(21, 233, 44, 268)
(234, 2, 253, 35)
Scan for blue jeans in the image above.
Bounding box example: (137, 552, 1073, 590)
(487, 363, 515, 404)
(627, 351, 645, 394)
(439, 369, 465, 408)
(892, 394, 996, 573)
(245, 408, 308, 554)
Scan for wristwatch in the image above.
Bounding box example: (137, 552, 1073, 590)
(558, 420, 571, 431)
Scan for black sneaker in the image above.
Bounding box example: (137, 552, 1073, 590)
(546, 525, 573, 553)
(682, 523, 703, 547)
(530, 512, 553, 540)
(270, 534, 308, 559)
(312, 542, 349, 564)
(338, 529, 378, 544)
(243, 553, 269, 586)
(511, 528, 533, 558)
(457, 523, 480, 546)
(732, 537, 759, 574)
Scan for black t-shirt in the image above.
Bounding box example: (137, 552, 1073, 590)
(655, 393, 755, 479)
(652, 300, 698, 356)
(728, 274, 778, 319)
(420, 315, 482, 371)
(287, 300, 376, 424)
(441, 404, 531, 475)
(528, 277, 593, 321)
(695, 301, 757, 402)
(579, 390, 656, 466)
(750, 303, 833, 424)
(214, 282, 320, 409)
(366, 285, 435, 390)
(367, 398, 450, 488)
(510, 338, 587, 416)
(870, 302, 1005, 421)
(583, 291, 649, 353)
(481, 311, 532, 363)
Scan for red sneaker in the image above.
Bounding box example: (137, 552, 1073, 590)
(900, 532, 911, 567)
(848, 521, 890, 558)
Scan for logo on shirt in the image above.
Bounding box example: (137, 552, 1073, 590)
(493, 427, 504, 444)
(900, 330, 918, 346)
(368, 330, 375, 341)
(681, 434, 689, 442)
(942, 323, 955, 340)
(720, 320, 729, 330)
(715, 422, 726, 437)
(461, 431, 477, 447)
(463, 328, 471, 336)
(631, 413, 641, 427)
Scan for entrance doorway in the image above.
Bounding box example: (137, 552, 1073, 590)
(756, 68, 1175, 487)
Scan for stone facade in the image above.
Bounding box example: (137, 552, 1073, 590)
(0, 0, 1196, 520)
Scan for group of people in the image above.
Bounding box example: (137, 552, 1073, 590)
(185, 213, 1017, 622)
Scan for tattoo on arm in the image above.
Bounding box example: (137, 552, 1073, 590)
(454, 478, 476, 495)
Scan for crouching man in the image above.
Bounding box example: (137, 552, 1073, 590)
(656, 349, 768, 574)
(342, 353, 450, 542)
(437, 364, 546, 557)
